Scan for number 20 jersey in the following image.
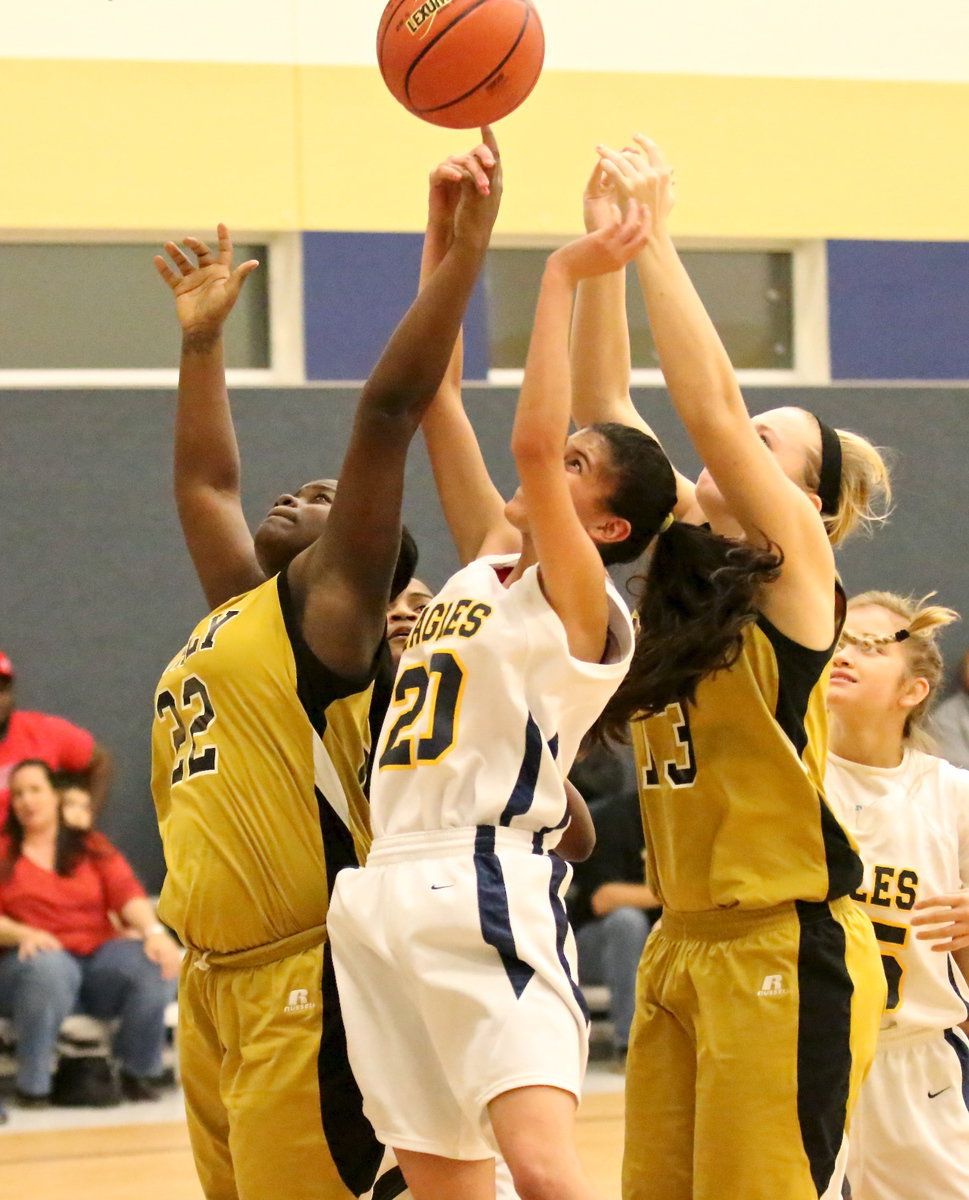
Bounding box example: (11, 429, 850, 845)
(151, 571, 375, 954)
(370, 555, 634, 844)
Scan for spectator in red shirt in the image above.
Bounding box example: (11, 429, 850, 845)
(0, 760, 180, 1106)
(0, 652, 114, 826)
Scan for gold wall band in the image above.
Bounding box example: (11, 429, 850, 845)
(3, 59, 968, 239)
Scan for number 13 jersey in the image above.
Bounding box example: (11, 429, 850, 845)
(631, 607, 863, 913)
(370, 555, 634, 845)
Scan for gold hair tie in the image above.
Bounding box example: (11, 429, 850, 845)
(659, 512, 675, 533)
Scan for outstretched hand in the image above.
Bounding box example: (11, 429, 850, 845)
(439, 125, 503, 249)
(911, 890, 969, 952)
(548, 199, 652, 284)
(153, 223, 259, 335)
(597, 135, 675, 234)
(582, 158, 621, 234)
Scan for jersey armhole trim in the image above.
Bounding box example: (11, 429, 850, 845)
(277, 569, 379, 712)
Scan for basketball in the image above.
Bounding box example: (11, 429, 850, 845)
(377, 0, 545, 129)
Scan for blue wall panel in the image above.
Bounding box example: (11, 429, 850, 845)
(302, 232, 489, 382)
(829, 240, 969, 380)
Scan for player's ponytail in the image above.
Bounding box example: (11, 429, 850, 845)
(591, 521, 782, 745)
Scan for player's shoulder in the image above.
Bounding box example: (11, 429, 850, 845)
(931, 751, 969, 796)
(906, 747, 969, 810)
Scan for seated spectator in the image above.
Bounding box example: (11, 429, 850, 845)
(931, 647, 969, 770)
(0, 760, 180, 1106)
(0, 652, 114, 826)
(567, 750, 661, 1064)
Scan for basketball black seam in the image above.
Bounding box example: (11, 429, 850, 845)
(378, 0, 412, 79)
(403, 0, 507, 108)
(418, 4, 535, 115)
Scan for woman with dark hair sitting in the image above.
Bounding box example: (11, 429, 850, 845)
(0, 759, 180, 1106)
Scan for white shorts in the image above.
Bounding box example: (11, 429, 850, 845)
(846, 1027, 969, 1200)
(327, 826, 589, 1160)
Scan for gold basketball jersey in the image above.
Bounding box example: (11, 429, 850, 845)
(631, 611, 861, 912)
(151, 572, 374, 953)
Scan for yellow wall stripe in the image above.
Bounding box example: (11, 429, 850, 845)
(3, 60, 969, 240)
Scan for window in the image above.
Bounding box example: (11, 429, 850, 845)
(484, 241, 828, 384)
(0, 235, 304, 386)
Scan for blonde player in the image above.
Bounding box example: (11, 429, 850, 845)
(826, 592, 969, 1200)
(570, 137, 891, 1200)
(150, 150, 500, 1200)
(327, 144, 692, 1200)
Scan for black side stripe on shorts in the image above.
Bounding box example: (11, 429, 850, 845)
(372, 1166, 408, 1200)
(548, 855, 590, 1023)
(318, 942, 383, 1196)
(795, 899, 853, 1198)
(473, 825, 535, 998)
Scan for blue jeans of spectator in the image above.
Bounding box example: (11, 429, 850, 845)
(575, 906, 653, 1052)
(0, 938, 175, 1096)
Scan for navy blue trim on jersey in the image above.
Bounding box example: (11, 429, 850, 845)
(499, 713, 545, 825)
(318, 942, 383, 1195)
(944, 1028, 969, 1108)
(473, 825, 535, 998)
(948, 958, 969, 1022)
(794, 899, 853, 1196)
(532, 805, 571, 854)
(548, 855, 590, 1022)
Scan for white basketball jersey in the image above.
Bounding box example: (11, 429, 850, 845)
(370, 555, 634, 845)
(825, 748, 969, 1040)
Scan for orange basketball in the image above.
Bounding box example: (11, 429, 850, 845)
(377, 0, 545, 129)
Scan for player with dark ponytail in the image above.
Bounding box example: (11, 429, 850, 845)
(572, 136, 891, 1200)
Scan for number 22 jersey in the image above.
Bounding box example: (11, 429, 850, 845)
(369, 555, 634, 846)
(151, 570, 375, 954)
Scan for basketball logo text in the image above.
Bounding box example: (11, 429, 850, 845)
(406, 0, 454, 37)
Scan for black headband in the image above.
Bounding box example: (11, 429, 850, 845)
(812, 415, 843, 518)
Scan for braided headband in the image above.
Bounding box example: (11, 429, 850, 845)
(839, 627, 911, 651)
(812, 415, 843, 518)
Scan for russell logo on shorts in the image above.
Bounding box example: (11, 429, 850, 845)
(284, 988, 316, 1014)
(757, 974, 789, 998)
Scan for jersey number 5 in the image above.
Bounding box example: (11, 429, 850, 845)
(379, 651, 466, 770)
(870, 919, 908, 1012)
(156, 676, 219, 786)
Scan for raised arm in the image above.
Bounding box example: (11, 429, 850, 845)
(153, 227, 263, 609)
(570, 161, 700, 522)
(419, 140, 520, 564)
(602, 137, 836, 647)
(287, 141, 503, 680)
(512, 204, 650, 664)
(571, 162, 641, 429)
